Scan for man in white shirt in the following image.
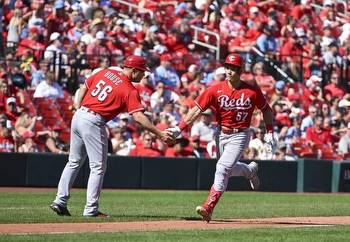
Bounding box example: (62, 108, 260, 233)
(338, 123, 350, 159)
(150, 81, 179, 112)
(33, 72, 64, 99)
(190, 109, 216, 147)
(301, 105, 317, 135)
(44, 32, 67, 66)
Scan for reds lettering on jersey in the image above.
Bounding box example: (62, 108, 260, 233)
(195, 81, 267, 129)
(81, 69, 144, 121)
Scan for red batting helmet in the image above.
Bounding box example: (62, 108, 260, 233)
(224, 53, 243, 67)
(123, 55, 150, 71)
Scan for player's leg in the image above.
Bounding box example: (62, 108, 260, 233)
(197, 131, 249, 221)
(82, 114, 108, 216)
(52, 111, 87, 212)
(229, 132, 260, 189)
(213, 131, 250, 191)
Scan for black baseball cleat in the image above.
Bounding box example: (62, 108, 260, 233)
(84, 211, 110, 218)
(50, 203, 71, 216)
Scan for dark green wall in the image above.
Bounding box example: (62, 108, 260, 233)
(0, 153, 349, 192)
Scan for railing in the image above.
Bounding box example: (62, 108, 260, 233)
(190, 25, 221, 60)
(252, 46, 295, 83)
(310, 0, 348, 18)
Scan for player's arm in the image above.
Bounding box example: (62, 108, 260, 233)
(166, 105, 202, 138)
(261, 104, 274, 132)
(75, 84, 88, 109)
(132, 111, 174, 144)
(261, 104, 278, 157)
(180, 105, 202, 130)
(132, 111, 162, 137)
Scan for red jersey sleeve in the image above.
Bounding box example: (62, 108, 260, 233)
(126, 89, 144, 114)
(254, 85, 268, 110)
(194, 87, 215, 111)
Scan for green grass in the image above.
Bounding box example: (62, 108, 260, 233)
(1, 190, 350, 223)
(1, 190, 350, 241)
(2, 226, 350, 242)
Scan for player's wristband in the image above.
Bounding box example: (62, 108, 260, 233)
(179, 120, 189, 131)
(265, 124, 274, 133)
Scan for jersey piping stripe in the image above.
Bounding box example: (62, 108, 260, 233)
(194, 101, 204, 112)
(129, 107, 145, 114)
(260, 101, 268, 111)
(84, 80, 90, 89)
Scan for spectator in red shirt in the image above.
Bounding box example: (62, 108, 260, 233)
(165, 136, 192, 157)
(135, 72, 154, 108)
(245, 21, 263, 42)
(86, 31, 111, 68)
(252, 62, 276, 96)
(304, 75, 324, 107)
(5, 97, 20, 122)
(0, 81, 10, 108)
(306, 115, 332, 149)
(324, 72, 345, 99)
(180, 84, 200, 109)
(228, 26, 256, 53)
(16, 27, 45, 60)
(181, 64, 199, 89)
(0, 124, 16, 152)
(106, 32, 124, 59)
(290, 1, 312, 21)
(0, 112, 17, 151)
(129, 132, 162, 157)
(156, 113, 171, 131)
(46, 0, 72, 40)
(279, 31, 305, 80)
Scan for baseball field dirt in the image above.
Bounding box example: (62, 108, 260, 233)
(1, 216, 350, 234)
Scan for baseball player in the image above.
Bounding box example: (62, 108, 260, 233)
(50, 55, 175, 217)
(168, 53, 277, 222)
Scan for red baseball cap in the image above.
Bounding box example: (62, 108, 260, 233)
(224, 53, 243, 67)
(160, 53, 172, 62)
(29, 27, 39, 34)
(123, 55, 150, 72)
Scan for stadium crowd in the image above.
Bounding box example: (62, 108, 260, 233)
(0, 0, 349, 160)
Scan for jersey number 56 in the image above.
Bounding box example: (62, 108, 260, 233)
(91, 80, 112, 102)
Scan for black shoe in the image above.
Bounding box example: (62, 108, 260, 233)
(50, 203, 71, 216)
(84, 211, 109, 218)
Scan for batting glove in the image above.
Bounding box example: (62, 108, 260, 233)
(165, 126, 181, 138)
(264, 132, 278, 154)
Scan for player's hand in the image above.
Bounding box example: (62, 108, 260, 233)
(160, 130, 176, 145)
(165, 126, 181, 138)
(264, 132, 278, 154)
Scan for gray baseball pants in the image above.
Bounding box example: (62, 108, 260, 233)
(213, 129, 254, 192)
(53, 108, 108, 215)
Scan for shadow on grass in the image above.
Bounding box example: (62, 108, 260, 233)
(182, 217, 203, 221)
(83, 214, 180, 221)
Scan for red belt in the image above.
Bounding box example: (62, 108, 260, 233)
(221, 127, 247, 134)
